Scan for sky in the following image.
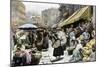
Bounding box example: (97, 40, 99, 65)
(22, 1, 60, 16)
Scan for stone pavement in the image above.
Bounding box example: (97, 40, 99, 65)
(39, 49, 73, 64)
(39, 41, 73, 64)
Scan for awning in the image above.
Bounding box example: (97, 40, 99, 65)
(58, 6, 91, 27)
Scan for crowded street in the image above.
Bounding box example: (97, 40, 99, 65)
(11, 20, 96, 66)
(11, 0, 96, 66)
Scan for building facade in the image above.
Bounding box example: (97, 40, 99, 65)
(11, 0, 26, 31)
(42, 8, 60, 28)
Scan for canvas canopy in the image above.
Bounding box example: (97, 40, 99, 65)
(58, 6, 91, 27)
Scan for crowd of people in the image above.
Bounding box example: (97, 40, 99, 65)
(11, 20, 96, 66)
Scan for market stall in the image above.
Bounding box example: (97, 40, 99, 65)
(58, 6, 91, 27)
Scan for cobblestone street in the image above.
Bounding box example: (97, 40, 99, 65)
(39, 41, 72, 64)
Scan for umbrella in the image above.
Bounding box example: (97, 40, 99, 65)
(18, 23, 38, 30)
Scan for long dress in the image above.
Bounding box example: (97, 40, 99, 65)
(53, 39, 64, 57)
